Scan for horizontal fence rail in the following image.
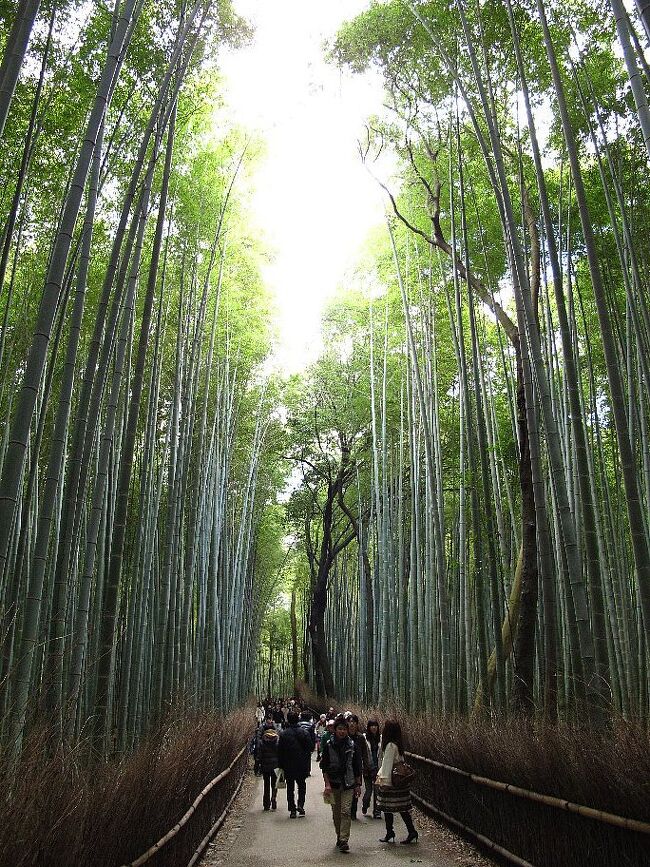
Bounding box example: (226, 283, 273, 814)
(405, 750, 650, 867)
(405, 751, 650, 835)
(124, 743, 248, 867)
(187, 768, 246, 867)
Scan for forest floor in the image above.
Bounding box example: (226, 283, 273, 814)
(201, 756, 496, 867)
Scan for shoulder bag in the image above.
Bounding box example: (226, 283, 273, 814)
(391, 758, 415, 789)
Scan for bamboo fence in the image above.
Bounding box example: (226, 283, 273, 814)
(124, 744, 248, 867)
(406, 750, 650, 835)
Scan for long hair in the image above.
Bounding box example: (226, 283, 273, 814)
(365, 719, 381, 746)
(381, 719, 404, 753)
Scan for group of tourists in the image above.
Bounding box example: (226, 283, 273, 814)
(254, 697, 311, 730)
(253, 705, 315, 816)
(252, 702, 418, 854)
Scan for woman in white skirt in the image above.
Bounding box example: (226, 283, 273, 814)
(376, 719, 418, 844)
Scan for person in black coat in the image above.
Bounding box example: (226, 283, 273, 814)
(272, 703, 285, 729)
(278, 710, 312, 818)
(257, 718, 280, 810)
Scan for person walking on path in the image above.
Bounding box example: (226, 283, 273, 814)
(347, 715, 371, 821)
(298, 709, 317, 776)
(272, 703, 286, 730)
(320, 715, 362, 853)
(315, 714, 327, 760)
(363, 718, 382, 818)
(376, 719, 418, 844)
(255, 703, 265, 726)
(278, 710, 312, 818)
(298, 709, 316, 744)
(257, 718, 280, 811)
(320, 717, 335, 756)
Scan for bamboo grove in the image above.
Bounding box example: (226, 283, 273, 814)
(278, 0, 650, 725)
(0, 0, 285, 758)
(2, 0, 650, 770)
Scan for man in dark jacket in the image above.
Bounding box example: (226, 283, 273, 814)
(257, 718, 280, 810)
(320, 715, 362, 852)
(272, 703, 285, 728)
(278, 710, 312, 818)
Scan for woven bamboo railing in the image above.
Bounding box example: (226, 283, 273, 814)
(405, 750, 650, 836)
(123, 743, 248, 867)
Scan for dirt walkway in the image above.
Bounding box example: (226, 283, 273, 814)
(202, 756, 496, 867)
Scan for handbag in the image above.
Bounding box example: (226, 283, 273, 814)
(391, 759, 415, 789)
(275, 768, 286, 788)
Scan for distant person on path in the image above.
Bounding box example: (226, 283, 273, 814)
(347, 715, 371, 820)
(298, 709, 316, 775)
(253, 712, 269, 776)
(278, 710, 312, 818)
(315, 714, 327, 760)
(272, 703, 285, 729)
(257, 717, 280, 811)
(363, 719, 382, 818)
(376, 719, 418, 844)
(298, 708, 316, 744)
(320, 715, 362, 853)
(320, 717, 335, 756)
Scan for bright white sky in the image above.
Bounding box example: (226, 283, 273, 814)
(219, 0, 388, 374)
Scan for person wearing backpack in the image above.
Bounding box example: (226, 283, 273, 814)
(257, 717, 280, 811)
(376, 719, 418, 844)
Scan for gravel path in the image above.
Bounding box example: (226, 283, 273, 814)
(201, 757, 496, 867)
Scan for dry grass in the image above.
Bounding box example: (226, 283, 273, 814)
(0, 706, 252, 867)
(405, 714, 650, 823)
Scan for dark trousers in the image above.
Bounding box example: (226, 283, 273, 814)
(361, 772, 378, 815)
(384, 810, 416, 834)
(285, 775, 306, 811)
(262, 770, 277, 809)
(351, 773, 373, 818)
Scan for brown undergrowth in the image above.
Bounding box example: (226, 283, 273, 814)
(405, 714, 650, 822)
(405, 715, 650, 867)
(0, 706, 252, 867)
